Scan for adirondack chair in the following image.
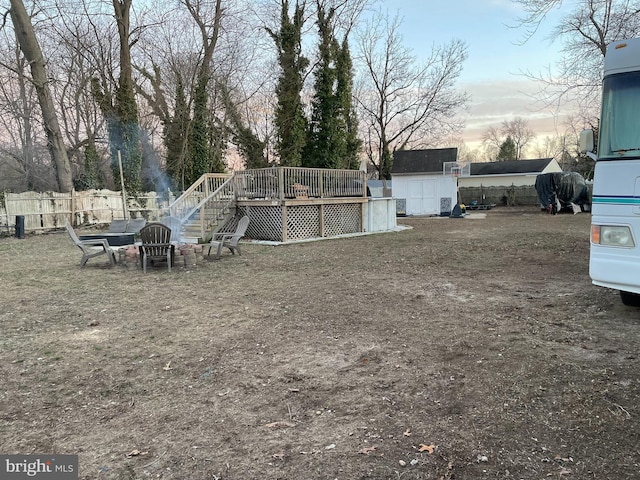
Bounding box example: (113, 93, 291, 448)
(139, 222, 173, 273)
(206, 216, 250, 260)
(65, 222, 116, 267)
(160, 216, 183, 243)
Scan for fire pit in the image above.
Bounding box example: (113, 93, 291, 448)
(78, 233, 135, 247)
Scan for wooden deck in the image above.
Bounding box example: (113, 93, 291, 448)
(232, 168, 368, 242)
(168, 167, 369, 242)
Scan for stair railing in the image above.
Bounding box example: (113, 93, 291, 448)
(168, 173, 231, 223)
(183, 174, 237, 240)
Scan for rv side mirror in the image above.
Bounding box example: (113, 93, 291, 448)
(579, 129, 594, 153)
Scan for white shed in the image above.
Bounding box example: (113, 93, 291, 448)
(391, 148, 459, 216)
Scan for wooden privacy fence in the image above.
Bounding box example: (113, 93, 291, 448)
(0, 189, 176, 235)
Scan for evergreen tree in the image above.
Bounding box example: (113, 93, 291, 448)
(219, 82, 268, 169)
(186, 76, 227, 186)
(164, 74, 189, 190)
(335, 38, 361, 169)
(73, 138, 105, 191)
(306, 5, 341, 168)
(208, 113, 228, 175)
(497, 136, 517, 161)
(189, 77, 212, 183)
(267, 0, 309, 167)
(91, 77, 142, 194)
(83, 139, 104, 189)
(234, 124, 269, 169)
(115, 78, 143, 194)
(306, 5, 360, 170)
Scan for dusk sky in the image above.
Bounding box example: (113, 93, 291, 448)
(383, 0, 572, 151)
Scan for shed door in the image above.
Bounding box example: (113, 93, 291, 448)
(407, 178, 438, 215)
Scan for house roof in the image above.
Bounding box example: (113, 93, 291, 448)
(392, 148, 458, 174)
(470, 158, 554, 176)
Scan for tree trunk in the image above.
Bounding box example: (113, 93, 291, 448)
(112, 0, 143, 194)
(9, 0, 73, 192)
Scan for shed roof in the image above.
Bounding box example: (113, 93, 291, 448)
(392, 148, 458, 174)
(470, 158, 554, 176)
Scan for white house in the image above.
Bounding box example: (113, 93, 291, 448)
(391, 148, 459, 216)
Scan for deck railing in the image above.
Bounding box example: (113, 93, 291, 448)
(234, 167, 366, 200)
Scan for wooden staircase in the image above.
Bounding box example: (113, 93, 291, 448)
(168, 173, 235, 243)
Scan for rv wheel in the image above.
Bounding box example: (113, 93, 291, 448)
(620, 290, 640, 307)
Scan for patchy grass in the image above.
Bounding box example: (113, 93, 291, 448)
(0, 206, 638, 480)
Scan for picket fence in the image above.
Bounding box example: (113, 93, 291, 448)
(0, 189, 177, 235)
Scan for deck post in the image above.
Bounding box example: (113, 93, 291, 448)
(319, 204, 325, 237)
(282, 204, 288, 242)
(278, 167, 285, 201)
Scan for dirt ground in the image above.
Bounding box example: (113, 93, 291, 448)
(0, 206, 638, 480)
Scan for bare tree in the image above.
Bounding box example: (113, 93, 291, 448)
(481, 117, 535, 160)
(513, 0, 640, 114)
(533, 135, 561, 159)
(7, 0, 73, 192)
(482, 125, 502, 160)
(502, 117, 535, 160)
(0, 40, 39, 190)
(134, 0, 271, 181)
(355, 11, 468, 179)
(44, 4, 114, 189)
(443, 136, 483, 163)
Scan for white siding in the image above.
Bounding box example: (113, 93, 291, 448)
(392, 174, 457, 215)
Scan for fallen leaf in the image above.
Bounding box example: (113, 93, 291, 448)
(126, 450, 148, 458)
(358, 446, 377, 454)
(419, 444, 435, 454)
(403, 429, 412, 437)
(163, 361, 172, 371)
(264, 421, 295, 429)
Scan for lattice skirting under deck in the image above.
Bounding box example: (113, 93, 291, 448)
(237, 203, 363, 242)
